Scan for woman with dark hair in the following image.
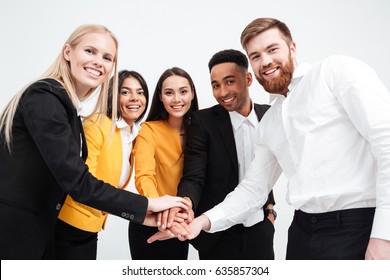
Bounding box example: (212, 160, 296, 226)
(56, 70, 150, 259)
(129, 67, 199, 259)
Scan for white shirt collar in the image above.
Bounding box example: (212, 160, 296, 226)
(268, 62, 312, 104)
(75, 96, 83, 116)
(115, 118, 131, 129)
(115, 118, 141, 143)
(229, 101, 258, 131)
(288, 62, 312, 92)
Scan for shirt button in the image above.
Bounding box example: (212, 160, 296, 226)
(311, 217, 318, 223)
(55, 203, 61, 211)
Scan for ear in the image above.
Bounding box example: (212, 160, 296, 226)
(63, 44, 71, 61)
(246, 72, 253, 87)
(290, 41, 297, 59)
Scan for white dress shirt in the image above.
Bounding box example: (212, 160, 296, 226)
(116, 118, 140, 188)
(229, 102, 263, 226)
(205, 55, 390, 241)
(229, 102, 258, 181)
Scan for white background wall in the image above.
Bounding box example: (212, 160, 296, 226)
(1, 0, 389, 260)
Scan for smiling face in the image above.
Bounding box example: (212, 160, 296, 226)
(63, 32, 116, 99)
(246, 28, 296, 95)
(210, 62, 252, 116)
(160, 75, 194, 121)
(119, 76, 147, 126)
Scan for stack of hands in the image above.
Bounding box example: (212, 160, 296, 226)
(145, 196, 210, 243)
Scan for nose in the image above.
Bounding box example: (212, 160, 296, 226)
(92, 55, 103, 67)
(261, 53, 273, 67)
(129, 92, 139, 101)
(172, 92, 180, 102)
(220, 84, 229, 97)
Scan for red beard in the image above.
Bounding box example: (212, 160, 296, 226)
(256, 54, 294, 94)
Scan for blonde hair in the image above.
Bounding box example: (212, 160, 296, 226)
(0, 24, 119, 151)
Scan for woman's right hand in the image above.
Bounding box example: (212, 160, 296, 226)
(147, 195, 190, 213)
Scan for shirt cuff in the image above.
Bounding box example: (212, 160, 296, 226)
(370, 208, 390, 241)
(203, 207, 228, 233)
(204, 207, 264, 233)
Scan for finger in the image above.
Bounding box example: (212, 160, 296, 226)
(174, 216, 185, 223)
(187, 208, 195, 223)
(168, 207, 180, 227)
(177, 231, 194, 241)
(174, 197, 190, 210)
(156, 212, 162, 227)
(176, 201, 188, 211)
(180, 197, 191, 207)
(147, 230, 174, 244)
(177, 234, 187, 241)
(177, 221, 193, 233)
(170, 222, 192, 236)
(161, 209, 169, 229)
(175, 212, 189, 220)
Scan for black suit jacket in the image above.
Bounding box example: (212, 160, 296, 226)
(0, 79, 147, 259)
(178, 103, 274, 254)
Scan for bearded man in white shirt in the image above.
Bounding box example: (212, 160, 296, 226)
(149, 17, 390, 260)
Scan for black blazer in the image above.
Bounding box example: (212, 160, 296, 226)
(0, 79, 147, 259)
(178, 103, 274, 253)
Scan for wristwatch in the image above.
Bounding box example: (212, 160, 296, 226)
(264, 208, 277, 220)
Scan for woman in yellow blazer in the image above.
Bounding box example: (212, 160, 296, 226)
(56, 70, 149, 259)
(129, 67, 199, 259)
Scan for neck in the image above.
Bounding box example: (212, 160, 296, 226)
(167, 116, 184, 134)
(237, 99, 252, 117)
(76, 86, 92, 101)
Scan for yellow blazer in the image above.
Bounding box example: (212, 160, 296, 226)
(133, 120, 183, 198)
(58, 115, 133, 232)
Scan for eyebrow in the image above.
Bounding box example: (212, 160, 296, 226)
(211, 74, 235, 84)
(83, 45, 115, 58)
(248, 42, 280, 57)
(121, 86, 143, 91)
(163, 85, 189, 91)
(266, 43, 280, 50)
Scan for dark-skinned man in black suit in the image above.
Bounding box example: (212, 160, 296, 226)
(155, 49, 276, 259)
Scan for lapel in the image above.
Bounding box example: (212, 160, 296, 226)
(213, 105, 239, 174)
(253, 103, 270, 122)
(42, 78, 89, 161)
(254, 104, 261, 122)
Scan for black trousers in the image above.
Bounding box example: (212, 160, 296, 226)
(199, 218, 275, 260)
(129, 222, 189, 260)
(286, 208, 375, 260)
(54, 219, 98, 260)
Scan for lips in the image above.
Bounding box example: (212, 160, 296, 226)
(125, 105, 141, 110)
(85, 67, 102, 76)
(222, 96, 235, 103)
(262, 66, 279, 76)
(171, 105, 184, 109)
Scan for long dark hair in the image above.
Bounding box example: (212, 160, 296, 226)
(146, 67, 199, 132)
(107, 70, 149, 124)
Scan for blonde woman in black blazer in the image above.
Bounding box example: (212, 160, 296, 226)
(0, 24, 189, 260)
